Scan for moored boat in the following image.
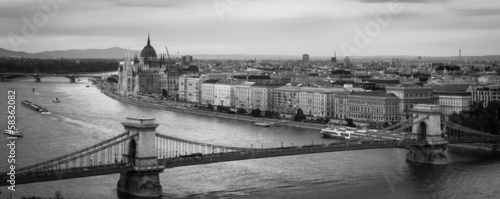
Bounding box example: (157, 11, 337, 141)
(4, 129, 23, 137)
(53, 98, 60, 103)
(254, 122, 271, 127)
(321, 128, 351, 140)
(21, 100, 49, 113)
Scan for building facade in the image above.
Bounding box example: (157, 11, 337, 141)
(386, 83, 433, 120)
(274, 86, 300, 115)
(432, 85, 472, 116)
(471, 84, 500, 107)
(334, 92, 349, 119)
(179, 75, 207, 103)
(250, 83, 282, 111)
(116, 35, 180, 97)
(213, 81, 238, 107)
(347, 92, 400, 123)
(234, 82, 255, 109)
(201, 80, 220, 105)
(296, 87, 347, 118)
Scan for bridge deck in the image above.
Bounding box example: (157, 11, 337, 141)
(159, 140, 428, 168)
(0, 163, 133, 186)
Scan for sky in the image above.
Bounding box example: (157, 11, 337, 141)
(0, 0, 499, 57)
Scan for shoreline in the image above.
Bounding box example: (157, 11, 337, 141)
(97, 86, 325, 131)
(448, 143, 500, 153)
(96, 82, 500, 154)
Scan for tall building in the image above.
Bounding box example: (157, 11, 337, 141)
(235, 82, 255, 110)
(471, 84, 500, 107)
(117, 34, 177, 97)
(386, 83, 434, 120)
(274, 85, 300, 115)
(201, 79, 220, 105)
(302, 54, 309, 62)
(213, 81, 240, 107)
(181, 55, 193, 66)
(334, 92, 349, 119)
(296, 87, 347, 118)
(179, 75, 208, 103)
(250, 83, 283, 111)
(347, 92, 400, 123)
(432, 84, 471, 116)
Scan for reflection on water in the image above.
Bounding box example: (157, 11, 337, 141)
(0, 77, 499, 199)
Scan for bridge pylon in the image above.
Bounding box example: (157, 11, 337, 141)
(407, 104, 448, 165)
(117, 117, 165, 197)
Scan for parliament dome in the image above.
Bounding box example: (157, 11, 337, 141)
(140, 35, 157, 59)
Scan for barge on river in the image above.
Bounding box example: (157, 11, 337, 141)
(21, 100, 48, 113)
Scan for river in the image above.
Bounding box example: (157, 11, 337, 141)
(1, 77, 499, 199)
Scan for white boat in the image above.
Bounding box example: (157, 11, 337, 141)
(53, 98, 60, 103)
(254, 122, 271, 127)
(4, 129, 23, 137)
(320, 127, 369, 140)
(321, 128, 352, 140)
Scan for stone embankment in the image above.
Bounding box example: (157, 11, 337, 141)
(99, 89, 325, 130)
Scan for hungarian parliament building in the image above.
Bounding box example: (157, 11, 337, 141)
(116, 35, 196, 97)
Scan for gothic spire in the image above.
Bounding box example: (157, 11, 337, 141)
(147, 32, 150, 46)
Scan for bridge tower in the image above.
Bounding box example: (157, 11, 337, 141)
(117, 117, 165, 197)
(406, 104, 448, 165)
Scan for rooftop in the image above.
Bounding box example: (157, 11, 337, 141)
(349, 92, 398, 98)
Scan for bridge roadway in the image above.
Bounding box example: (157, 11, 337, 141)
(159, 140, 429, 168)
(2, 137, 499, 186)
(0, 163, 133, 186)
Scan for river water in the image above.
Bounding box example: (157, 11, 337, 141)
(1, 77, 499, 199)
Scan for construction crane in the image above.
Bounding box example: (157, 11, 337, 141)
(165, 47, 172, 63)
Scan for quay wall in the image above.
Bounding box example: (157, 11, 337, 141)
(101, 90, 324, 130)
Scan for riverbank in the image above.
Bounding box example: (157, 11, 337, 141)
(97, 85, 325, 131)
(448, 143, 500, 154)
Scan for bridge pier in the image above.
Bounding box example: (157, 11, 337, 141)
(117, 117, 164, 197)
(406, 145, 447, 165)
(406, 104, 448, 165)
(117, 171, 163, 197)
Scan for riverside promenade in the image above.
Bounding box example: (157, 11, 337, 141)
(97, 86, 325, 131)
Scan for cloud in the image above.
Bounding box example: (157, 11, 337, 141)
(450, 8, 500, 17)
(348, 0, 448, 3)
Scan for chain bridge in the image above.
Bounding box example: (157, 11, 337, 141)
(0, 72, 116, 82)
(1, 104, 499, 197)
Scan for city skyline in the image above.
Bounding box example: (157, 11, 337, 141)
(1, 0, 499, 57)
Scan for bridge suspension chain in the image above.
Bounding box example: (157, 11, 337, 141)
(443, 120, 500, 138)
(155, 133, 252, 151)
(14, 132, 135, 174)
(378, 116, 419, 132)
(155, 134, 252, 159)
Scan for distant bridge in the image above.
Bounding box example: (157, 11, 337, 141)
(1, 104, 499, 197)
(0, 72, 117, 82)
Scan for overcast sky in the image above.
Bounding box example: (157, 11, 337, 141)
(1, 0, 499, 57)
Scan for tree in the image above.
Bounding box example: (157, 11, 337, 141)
(345, 118, 356, 127)
(264, 110, 273, 118)
(294, 108, 306, 121)
(207, 103, 214, 110)
(382, 122, 390, 129)
(250, 108, 262, 117)
(273, 111, 281, 119)
(162, 89, 168, 98)
(237, 107, 247, 114)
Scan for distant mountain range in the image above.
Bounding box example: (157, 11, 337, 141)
(0, 47, 499, 61)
